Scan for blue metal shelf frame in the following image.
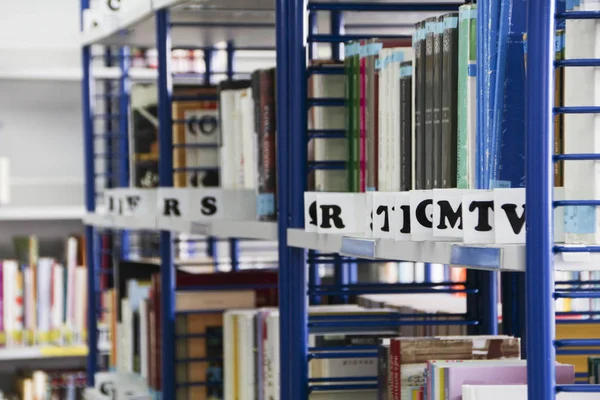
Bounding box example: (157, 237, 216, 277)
(281, 2, 499, 398)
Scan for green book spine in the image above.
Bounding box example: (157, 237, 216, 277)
(345, 41, 361, 192)
(456, 4, 471, 189)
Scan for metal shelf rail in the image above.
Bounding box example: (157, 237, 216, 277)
(528, 0, 600, 397)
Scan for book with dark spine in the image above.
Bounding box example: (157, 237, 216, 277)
(432, 18, 444, 188)
(424, 17, 436, 190)
(254, 69, 277, 221)
(413, 22, 427, 190)
(378, 340, 391, 400)
(400, 61, 413, 191)
(441, 13, 460, 188)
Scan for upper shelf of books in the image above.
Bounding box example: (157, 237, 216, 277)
(82, 0, 460, 47)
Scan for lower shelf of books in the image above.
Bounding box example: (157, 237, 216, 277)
(107, 270, 600, 400)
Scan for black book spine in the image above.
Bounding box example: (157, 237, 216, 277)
(433, 17, 444, 188)
(441, 14, 459, 188)
(378, 343, 390, 400)
(414, 22, 426, 190)
(400, 61, 413, 191)
(424, 18, 435, 190)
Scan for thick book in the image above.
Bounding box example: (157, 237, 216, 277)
(456, 5, 477, 189)
(432, 17, 444, 188)
(345, 41, 361, 193)
(413, 22, 427, 190)
(424, 17, 437, 190)
(399, 62, 413, 191)
(253, 69, 277, 220)
(441, 13, 460, 189)
(217, 79, 252, 190)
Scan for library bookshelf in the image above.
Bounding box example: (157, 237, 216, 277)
(79, 0, 600, 399)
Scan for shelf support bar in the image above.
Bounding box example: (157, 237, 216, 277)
(525, 0, 556, 397)
(156, 8, 176, 399)
(82, 44, 98, 387)
(118, 46, 131, 259)
(330, 10, 344, 61)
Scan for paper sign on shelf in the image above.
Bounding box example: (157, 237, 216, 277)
(462, 190, 495, 244)
(119, 188, 157, 217)
(304, 192, 318, 232)
(314, 192, 366, 234)
(157, 188, 257, 222)
(394, 192, 412, 241)
(433, 189, 467, 239)
(493, 188, 526, 244)
(372, 192, 394, 239)
(410, 190, 434, 241)
(105, 188, 126, 216)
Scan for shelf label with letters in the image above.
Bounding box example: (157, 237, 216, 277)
(394, 192, 411, 241)
(304, 192, 366, 234)
(463, 190, 495, 244)
(433, 189, 467, 239)
(157, 188, 257, 224)
(410, 190, 434, 241)
(372, 192, 394, 239)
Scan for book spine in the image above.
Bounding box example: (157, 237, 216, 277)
(424, 20, 435, 190)
(378, 344, 389, 400)
(414, 23, 426, 190)
(400, 62, 413, 191)
(554, 30, 565, 187)
(366, 41, 380, 192)
(442, 14, 460, 188)
(359, 41, 368, 192)
(345, 42, 360, 192)
(433, 19, 444, 188)
(257, 69, 277, 221)
(390, 339, 400, 400)
(0, 261, 3, 333)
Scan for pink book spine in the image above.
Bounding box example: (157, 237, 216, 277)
(359, 47, 367, 192)
(0, 261, 3, 332)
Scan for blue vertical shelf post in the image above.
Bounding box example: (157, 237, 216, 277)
(525, 0, 556, 396)
(118, 46, 131, 259)
(203, 47, 219, 270)
(82, 38, 98, 390)
(277, 0, 309, 398)
(156, 9, 176, 398)
(225, 40, 240, 272)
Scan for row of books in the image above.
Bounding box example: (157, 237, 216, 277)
(110, 266, 600, 400)
(1, 369, 86, 400)
(126, 67, 277, 221)
(0, 235, 88, 348)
